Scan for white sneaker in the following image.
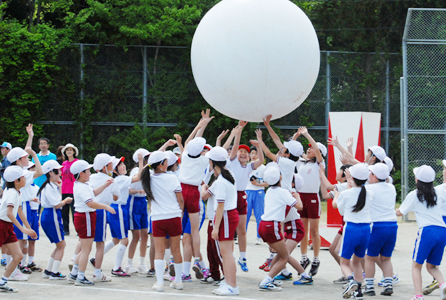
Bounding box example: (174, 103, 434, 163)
(440, 282, 446, 300)
(9, 269, 28, 281)
(93, 272, 112, 282)
(124, 264, 137, 274)
(68, 259, 74, 272)
(214, 283, 240, 296)
(170, 281, 184, 290)
(255, 237, 263, 245)
(152, 283, 164, 292)
(163, 271, 171, 281)
(137, 264, 149, 274)
(213, 283, 227, 294)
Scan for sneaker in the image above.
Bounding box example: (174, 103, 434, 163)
(441, 282, 446, 300)
(9, 269, 28, 281)
(89, 258, 96, 268)
(0, 259, 6, 266)
(182, 274, 192, 282)
(274, 272, 293, 281)
(192, 261, 204, 279)
(168, 259, 175, 276)
(111, 267, 131, 277)
(75, 277, 94, 286)
(342, 280, 358, 299)
(93, 272, 112, 282)
(164, 272, 172, 281)
(271, 280, 283, 287)
(300, 256, 311, 271)
(68, 259, 74, 272)
(334, 275, 348, 284)
(378, 274, 399, 286)
(259, 258, 272, 270)
(238, 258, 248, 272)
(410, 296, 424, 300)
(152, 283, 164, 292)
(124, 264, 137, 274)
(170, 281, 184, 290)
(201, 275, 215, 284)
(363, 286, 375, 296)
(50, 272, 67, 280)
(64, 231, 70, 236)
(381, 285, 393, 296)
(259, 282, 282, 292)
(353, 288, 364, 299)
(202, 268, 210, 278)
(309, 260, 320, 276)
(19, 265, 32, 274)
(263, 264, 271, 272)
(234, 237, 238, 244)
(137, 264, 149, 274)
(0, 282, 18, 292)
(213, 282, 227, 294)
(147, 268, 155, 277)
(42, 269, 52, 279)
(27, 262, 42, 272)
(423, 279, 439, 295)
(67, 273, 77, 283)
(213, 277, 225, 286)
(293, 276, 313, 285)
(214, 283, 240, 296)
(255, 237, 263, 245)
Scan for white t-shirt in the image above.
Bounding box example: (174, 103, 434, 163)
(113, 175, 133, 205)
(399, 189, 446, 228)
(262, 186, 298, 222)
(179, 150, 209, 186)
(29, 184, 40, 210)
(246, 164, 266, 191)
(435, 183, 446, 216)
(277, 157, 296, 191)
(73, 181, 95, 213)
(208, 173, 237, 211)
(130, 167, 146, 197)
(297, 159, 321, 193)
(328, 182, 349, 199)
(19, 171, 36, 202)
(366, 182, 397, 222)
(0, 188, 22, 222)
(226, 158, 254, 191)
(41, 182, 62, 208)
(149, 173, 182, 221)
(336, 187, 373, 223)
(89, 172, 120, 205)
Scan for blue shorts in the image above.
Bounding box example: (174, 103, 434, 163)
(41, 208, 64, 244)
(148, 216, 152, 234)
(367, 221, 398, 257)
(127, 196, 149, 230)
(28, 209, 40, 240)
(94, 209, 107, 242)
(339, 222, 371, 259)
(413, 226, 446, 265)
(182, 200, 205, 235)
(13, 201, 36, 240)
(443, 216, 446, 224)
(108, 204, 129, 240)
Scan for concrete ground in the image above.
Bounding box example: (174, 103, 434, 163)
(5, 211, 443, 300)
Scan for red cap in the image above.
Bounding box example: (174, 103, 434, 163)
(238, 144, 250, 152)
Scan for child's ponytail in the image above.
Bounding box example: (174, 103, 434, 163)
(352, 178, 367, 213)
(141, 166, 155, 202)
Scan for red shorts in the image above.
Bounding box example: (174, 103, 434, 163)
(284, 219, 305, 243)
(259, 220, 284, 244)
(0, 220, 18, 246)
(74, 211, 96, 239)
(338, 222, 345, 235)
(214, 209, 239, 241)
(298, 193, 321, 219)
(236, 191, 247, 215)
(181, 183, 200, 214)
(152, 217, 182, 238)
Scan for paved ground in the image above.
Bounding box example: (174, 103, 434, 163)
(5, 211, 444, 300)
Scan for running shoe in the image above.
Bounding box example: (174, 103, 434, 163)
(89, 258, 96, 268)
(0, 259, 6, 266)
(9, 269, 28, 281)
(274, 272, 293, 281)
(300, 256, 311, 271)
(255, 237, 263, 245)
(378, 274, 399, 286)
(214, 283, 240, 295)
(0, 282, 18, 292)
(124, 264, 137, 274)
(111, 267, 131, 277)
(342, 280, 358, 299)
(423, 279, 439, 295)
(213, 277, 225, 286)
(19, 264, 32, 274)
(334, 275, 348, 284)
(381, 285, 393, 296)
(168, 259, 175, 276)
(259, 282, 282, 292)
(263, 264, 271, 272)
(309, 260, 320, 276)
(441, 282, 446, 300)
(93, 272, 112, 282)
(137, 264, 149, 274)
(147, 268, 155, 277)
(50, 272, 67, 280)
(152, 283, 164, 292)
(170, 281, 184, 290)
(410, 296, 424, 300)
(201, 275, 215, 284)
(27, 262, 42, 272)
(75, 277, 94, 286)
(202, 268, 210, 278)
(363, 286, 375, 296)
(67, 273, 77, 283)
(182, 274, 192, 282)
(259, 258, 272, 270)
(192, 261, 204, 279)
(42, 269, 52, 279)
(238, 258, 248, 272)
(293, 276, 313, 285)
(352, 288, 364, 300)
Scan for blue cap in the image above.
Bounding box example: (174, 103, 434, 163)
(0, 142, 12, 150)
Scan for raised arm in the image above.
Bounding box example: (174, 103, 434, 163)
(174, 134, 183, 154)
(229, 121, 247, 161)
(263, 114, 285, 150)
(158, 139, 177, 152)
(256, 129, 278, 162)
(93, 178, 114, 196)
(250, 129, 265, 169)
(222, 126, 240, 150)
(346, 137, 354, 156)
(25, 123, 34, 149)
(184, 118, 206, 149)
(26, 147, 43, 178)
(215, 130, 229, 147)
(299, 127, 323, 163)
(195, 109, 215, 138)
(131, 153, 144, 183)
(328, 136, 360, 165)
(319, 163, 335, 191)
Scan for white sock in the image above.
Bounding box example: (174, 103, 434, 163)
(154, 259, 164, 285)
(94, 269, 101, 277)
(6, 255, 12, 265)
(104, 241, 116, 255)
(268, 252, 275, 260)
(72, 264, 79, 276)
(313, 256, 319, 263)
(301, 271, 310, 278)
(51, 260, 61, 274)
(78, 271, 85, 280)
(46, 257, 54, 271)
(1, 254, 5, 260)
(21, 254, 27, 266)
(174, 263, 182, 283)
(113, 244, 126, 271)
(140, 256, 145, 266)
(282, 268, 290, 276)
(301, 254, 308, 259)
(260, 275, 273, 285)
(128, 258, 133, 266)
(240, 252, 246, 260)
(182, 261, 191, 276)
(199, 260, 208, 270)
(28, 256, 34, 264)
(164, 249, 171, 266)
(0, 276, 7, 285)
(72, 254, 77, 261)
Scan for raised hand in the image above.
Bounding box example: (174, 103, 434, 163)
(327, 136, 340, 147)
(24, 147, 35, 156)
(238, 120, 248, 128)
(217, 130, 229, 141)
(174, 134, 182, 143)
(26, 124, 34, 136)
(346, 137, 354, 148)
(255, 128, 263, 141)
(340, 154, 348, 165)
(250, 140, 260, 147)
(263, 114, 272, 127)
(298, 126, 308, 136)
(201, 108, 215, 124)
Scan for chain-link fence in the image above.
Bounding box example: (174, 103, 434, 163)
(401, 8, 446, 217)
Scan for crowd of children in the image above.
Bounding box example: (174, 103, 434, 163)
(0, 111, 445, 300)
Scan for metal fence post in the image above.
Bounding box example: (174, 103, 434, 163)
(385, 60, 390, 154)
(325, 51, 331, 141)
(80, 43, 84, 158)
(143, 46, 148, 127)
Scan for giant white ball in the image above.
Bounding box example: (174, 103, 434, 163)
(191, 0, 320, 122)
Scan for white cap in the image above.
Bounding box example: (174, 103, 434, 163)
(1, 142, 12, 150)
(264, 167, 281, 185)
(367, 146, 386, 162)
(383, 157, 394, 172)
(93, 153, 113, 171)
(205, 146, 228, 162)
(204, 144, 213, 151)
(70, 160, 93, 175)
(7, 147, 28, 163)
(187, 137, 206, 156)
(165, 151, 178, 166)
(283, 140, 303, 157)
(368, 163, 390, 180)
(147, 151, 167, 166)
(42, 160, 62, 174)
(442, 160, 446, 168)
(26, 161, 35, 169)
(173, 147, 181, 155)
(61, 143, 79, 157)
(4, 166, 28, 182)
(413, 165, 436, 183)
(317, 142, 327, 157)
(294, 173, 304, 191)
(132, 148, 150, 163)
(265, 162, 280, 171)
(112, 157, 125, 169)
(349, 163, 370, 180)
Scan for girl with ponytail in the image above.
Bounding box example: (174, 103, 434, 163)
(333, 163, 373, 299)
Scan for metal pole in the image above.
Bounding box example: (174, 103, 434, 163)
(143, 46, 148, 126)
(325, 52, 331, 141)
(80, 44, 84, 159)
(385, 60, 390, 153)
